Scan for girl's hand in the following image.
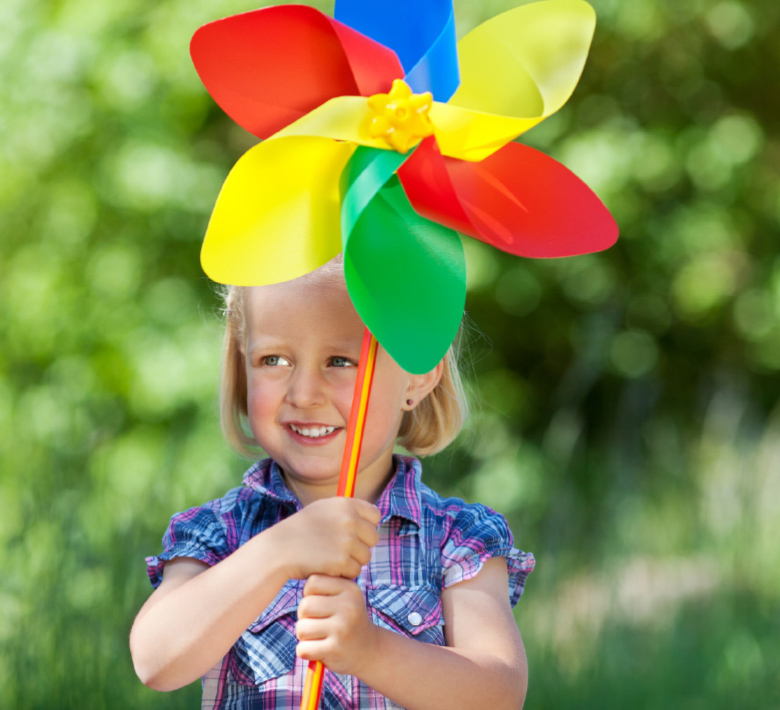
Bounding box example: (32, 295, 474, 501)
(272, 498, 381, 581)
(295, 575, 378, 677)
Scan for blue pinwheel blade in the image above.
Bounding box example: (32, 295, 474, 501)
(334, 0, 460, 101)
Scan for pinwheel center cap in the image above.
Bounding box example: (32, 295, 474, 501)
(367, 79, 434, 154)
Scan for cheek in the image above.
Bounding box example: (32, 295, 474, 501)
(246, 377, 278, 424)
(328, 381, 357, 422)
(365, 381, 406, 432)
(363, 361, 410, 430)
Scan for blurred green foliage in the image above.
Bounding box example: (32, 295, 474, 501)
(1, 0, 778, 707)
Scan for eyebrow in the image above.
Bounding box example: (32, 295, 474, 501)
(246, 339, 362, 356)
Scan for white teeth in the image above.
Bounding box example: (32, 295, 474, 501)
(290, 424, 336, 438)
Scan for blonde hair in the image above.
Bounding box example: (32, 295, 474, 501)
(217, 278, 469, 459)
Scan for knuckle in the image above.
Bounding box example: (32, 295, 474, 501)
(331, 553, 352, 577)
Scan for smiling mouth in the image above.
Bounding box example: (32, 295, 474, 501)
(288, 424, 340, 439)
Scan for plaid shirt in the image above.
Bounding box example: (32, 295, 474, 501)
(146, 456, 535, 709)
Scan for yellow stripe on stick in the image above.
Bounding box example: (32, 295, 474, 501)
(301, 328, 378, 710)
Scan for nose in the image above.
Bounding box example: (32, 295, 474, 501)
(285, 364, 327, 409)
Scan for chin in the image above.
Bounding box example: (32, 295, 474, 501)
(280, 458, 341, 484)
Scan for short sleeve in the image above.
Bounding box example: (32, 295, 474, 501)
(441, 503, 535, 607)
(145, 496, 239, 589)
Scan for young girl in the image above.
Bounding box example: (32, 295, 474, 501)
(130, 260, 535, 709)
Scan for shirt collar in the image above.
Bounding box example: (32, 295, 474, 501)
(242, 455, 423, 527)
(242, 459, 302, 510)
(375, 455, 423, 528)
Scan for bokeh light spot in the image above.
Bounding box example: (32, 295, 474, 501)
(705, 2, 755, 49)
(609, 329, 658, 378)
(733, 289, 774, 341)
(672, 254, 742, 320)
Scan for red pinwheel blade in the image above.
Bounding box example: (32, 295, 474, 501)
(329, 21, 405, 98)
(397, 137, 474, 236)
(191, 6, 403, 140)
(400, 139, 618, 258)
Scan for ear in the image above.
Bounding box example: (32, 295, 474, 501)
(403, 360, 444, 410)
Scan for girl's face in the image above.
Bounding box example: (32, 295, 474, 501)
(242, 277, 438, 505)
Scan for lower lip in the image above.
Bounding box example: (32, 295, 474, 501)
(286, 426, 342, 446)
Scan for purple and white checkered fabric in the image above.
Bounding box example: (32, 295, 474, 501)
(146, 456, 535, 709)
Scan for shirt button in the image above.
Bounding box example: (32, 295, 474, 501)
(407, 612, 423, 627)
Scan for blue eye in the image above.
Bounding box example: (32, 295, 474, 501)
(263, 355, 289, 367)
(329, 356, 355, 368)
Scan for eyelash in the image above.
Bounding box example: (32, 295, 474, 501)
(329, 356, 355, 368)
(262, 355, 285, 367)
(259, 355, 355, 368)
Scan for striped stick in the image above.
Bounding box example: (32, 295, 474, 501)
(299, 327, 379, 710)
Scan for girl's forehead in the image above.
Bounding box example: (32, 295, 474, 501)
(244, 277, 349, 310)
(243, 279, 363, 340)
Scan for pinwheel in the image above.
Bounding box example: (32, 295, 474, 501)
(190, 1, 617, 707)
(192, 0, 618, 376)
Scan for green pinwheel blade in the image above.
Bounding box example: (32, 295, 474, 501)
(342, 147, 466, 374)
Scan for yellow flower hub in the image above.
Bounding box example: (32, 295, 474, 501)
(367, 79, 435, 153)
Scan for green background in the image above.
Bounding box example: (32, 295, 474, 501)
(1, 0, 778, 707)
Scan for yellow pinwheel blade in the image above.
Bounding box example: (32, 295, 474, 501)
(452, 0, 595, 116)
(273, 96, 390, 150)
(429, 103, 544, 162)
(436, 0, 596, 160)
(201, 136, 355, 286)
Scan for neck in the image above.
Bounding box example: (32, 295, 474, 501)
(281, 452, 396, 507)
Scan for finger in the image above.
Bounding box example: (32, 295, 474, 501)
(305, 577, 362, 603)
(296, 638, 334, 662)
(351, 500, 382, 526)
(355, 518, 380, 548)
(295, 618, 330, 642)
(325, 556, 362, 580)
(347, 559, 363, 579)
(304, 574, 350, 597)
(348, 539, 373, 569)
(298, 593, 337, 620)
